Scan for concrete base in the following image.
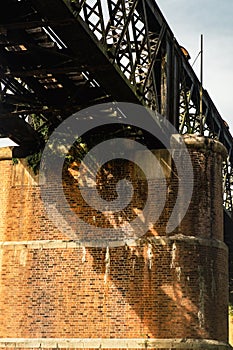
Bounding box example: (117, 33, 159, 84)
(0, 338, 231, 349)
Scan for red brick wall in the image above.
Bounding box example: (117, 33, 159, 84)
(0, 136, 230, 349)
(0, 241, 228, 340)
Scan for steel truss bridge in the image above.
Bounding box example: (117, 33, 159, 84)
(0, 0, 233, 219)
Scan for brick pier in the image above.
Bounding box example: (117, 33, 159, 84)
(0, 136, 230, 349)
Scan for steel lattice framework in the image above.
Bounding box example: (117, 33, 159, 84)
(0, 0, 232, 216)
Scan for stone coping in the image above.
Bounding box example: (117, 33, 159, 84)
(180, 134, 228, 159)
(0, 235, 228, 251)
(0, 338, 230, 349)
(0, 147, 13, 160)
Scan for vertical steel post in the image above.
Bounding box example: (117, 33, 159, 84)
(200, 34, 203, 135)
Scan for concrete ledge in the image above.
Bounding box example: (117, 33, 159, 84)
(0, 235, 228, 251)
(181, 134, 228, 159)
(0, 147, 13, 160)
(0, 338, 230, 349)
(144, 234, 228, 251)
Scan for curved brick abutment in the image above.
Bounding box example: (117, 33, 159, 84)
(0, 135, 231, 350)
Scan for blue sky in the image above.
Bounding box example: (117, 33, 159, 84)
(156, 0, 233, 132)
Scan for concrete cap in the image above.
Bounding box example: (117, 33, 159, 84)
(0, 147, 13, 160)
(171, 134, 228, 159)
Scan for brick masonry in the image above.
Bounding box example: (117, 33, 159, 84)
(0, 136, 231, 349)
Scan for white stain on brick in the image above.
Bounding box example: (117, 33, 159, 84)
(19, 248, 28, 267)
(82, 246, 86, 263)
(130, 247, 137, 276)
(176, 266, 182, 281)
(104, 246, 110, 284)
(170, 242, 177, 268)
(132, 258, 136, 276)
(210, 260, 216, 298)
(147, 244, 153, 270)
(198, 266, 205, 328)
